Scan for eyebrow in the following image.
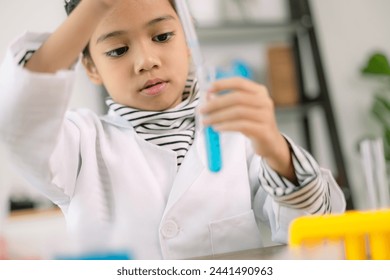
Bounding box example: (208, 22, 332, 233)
(96, 30, 127, 44)
(96, 15, 176, 44)
(146, 15, 175, 27)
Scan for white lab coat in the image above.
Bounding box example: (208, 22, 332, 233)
(0, 32, 346, 259)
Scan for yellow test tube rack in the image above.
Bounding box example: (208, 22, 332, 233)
(288, 209, 390, 260)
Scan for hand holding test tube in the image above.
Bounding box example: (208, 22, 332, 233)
(175, 0, 222, 172)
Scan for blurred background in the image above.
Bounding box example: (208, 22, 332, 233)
(1, 0, 390, 252)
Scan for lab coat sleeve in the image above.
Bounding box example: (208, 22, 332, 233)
(0, 32, 81, 207)
(248, 136, 346, 244)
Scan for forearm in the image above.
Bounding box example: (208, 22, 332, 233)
(25, 0, 113, 73)
(258, 135, 337, 214)
(263, 134, 297, 184)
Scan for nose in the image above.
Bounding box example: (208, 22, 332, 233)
(133, 42, 161, 74)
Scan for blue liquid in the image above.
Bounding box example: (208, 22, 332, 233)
(204, 126, 222, 172)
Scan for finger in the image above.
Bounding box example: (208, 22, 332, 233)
(212, 119, 280, 145)
(209, 77, 268, 95)
(200, 91, 272, 115)
(203, 106, 266, 126)
(212, 119, 264, 138)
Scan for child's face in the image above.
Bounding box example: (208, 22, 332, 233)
(84, 0, 190, 111)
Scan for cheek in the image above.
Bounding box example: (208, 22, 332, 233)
(174, 58, 190, 84)
(171, 46, 190, 68)
(99, 62, 128, 83)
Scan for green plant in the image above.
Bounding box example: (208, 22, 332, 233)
(361, 52, 390, 161)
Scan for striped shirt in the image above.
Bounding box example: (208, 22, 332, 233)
(106, 76, 199, 169)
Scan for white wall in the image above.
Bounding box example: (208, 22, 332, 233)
(311, 0, 390, 208)
(1, 0, 106, 112)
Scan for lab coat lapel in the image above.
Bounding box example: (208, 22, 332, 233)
(163, 129, 207, 215)
(102, 113, 176, 205)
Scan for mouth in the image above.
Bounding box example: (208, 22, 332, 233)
(141, 79, 168, 96)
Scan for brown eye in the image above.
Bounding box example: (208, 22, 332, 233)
(153, 32, 174, 43)
(105, 46, 129, 57)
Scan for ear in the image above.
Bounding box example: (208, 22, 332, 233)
(82, 56, 103, 85)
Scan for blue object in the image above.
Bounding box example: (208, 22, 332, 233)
(203, 60, 253, 173)
(216, 60, 254, 80)
(55, 250, 132, 260)
(175, 0, 224, 173)
(204, 126, 222, 172)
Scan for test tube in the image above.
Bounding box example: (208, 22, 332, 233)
(174, 0, 222, 172)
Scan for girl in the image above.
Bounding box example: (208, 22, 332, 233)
(0, 0, 345, 259)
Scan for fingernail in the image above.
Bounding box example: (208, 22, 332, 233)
(207, 86, 216, 93)
(206, 92, 218, 100)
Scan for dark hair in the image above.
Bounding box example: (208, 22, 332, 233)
(64, 0, 176, 16)
(64, 0, 81, 16)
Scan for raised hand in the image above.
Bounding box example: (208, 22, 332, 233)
(201, 77, 296, 181)
(25, 0, 119, 73)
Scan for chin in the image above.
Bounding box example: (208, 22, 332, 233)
(152, 99, 182, 111)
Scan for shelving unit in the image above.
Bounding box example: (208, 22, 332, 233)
(196, 0, 354, 209)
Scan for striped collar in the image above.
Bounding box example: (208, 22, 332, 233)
(105, 77, 199, 168)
